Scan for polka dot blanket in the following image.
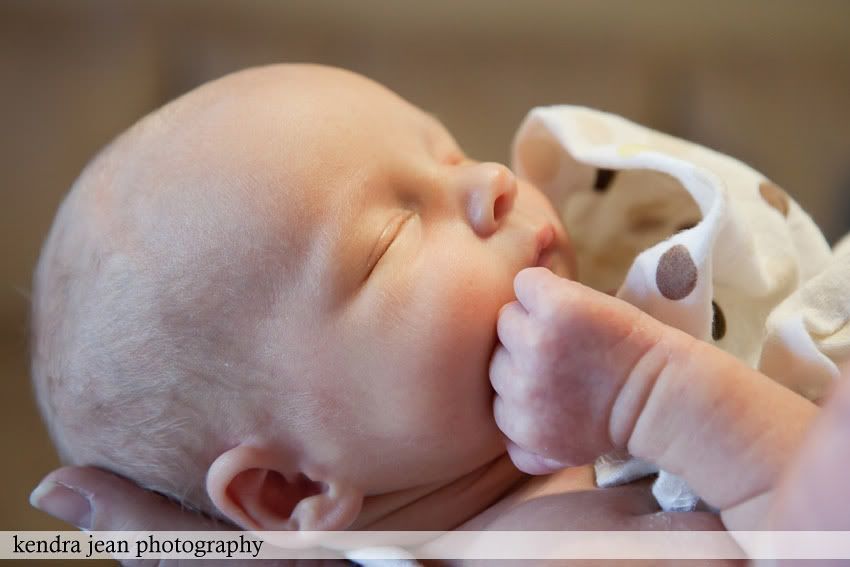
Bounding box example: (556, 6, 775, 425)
(511, 105, 850, 512)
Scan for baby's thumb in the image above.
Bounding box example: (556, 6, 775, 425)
(30, 465, 230, 532)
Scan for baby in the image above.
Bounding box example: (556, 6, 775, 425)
(31, 63, 581, 532)
(30, 63, 846, 544)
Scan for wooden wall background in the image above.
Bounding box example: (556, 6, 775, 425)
(2, 0, 849, 537)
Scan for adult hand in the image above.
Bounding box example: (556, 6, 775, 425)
(33, 466, 740, 566)
(29, 466, 346, 567)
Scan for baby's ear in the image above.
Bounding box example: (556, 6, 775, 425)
(206, 445, 362, 531)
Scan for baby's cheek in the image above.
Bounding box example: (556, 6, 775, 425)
(415, 244, 514, 386)
(444, 286, 501, 351)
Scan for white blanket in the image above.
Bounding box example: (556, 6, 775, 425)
(511, 106, 850, 511)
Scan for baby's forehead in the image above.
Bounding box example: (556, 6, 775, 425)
(104, 65, 452, 307)
(167, 67, 432, 183)
(159, 68, 441, 227)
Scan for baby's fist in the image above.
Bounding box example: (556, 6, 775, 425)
(490, 267, 660, 474)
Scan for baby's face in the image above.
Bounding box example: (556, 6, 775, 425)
(168, 66, 575, 494)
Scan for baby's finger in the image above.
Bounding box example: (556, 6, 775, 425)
(495, 300, 534, 356)
(489, 344, 512, 397)
(489, 343, 531, 401)
(513, 266, 572, 317)
(492, 393, 557, 461)
(504, 439, 572, 476)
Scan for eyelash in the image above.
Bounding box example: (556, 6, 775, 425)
(366, 210, 414, 277)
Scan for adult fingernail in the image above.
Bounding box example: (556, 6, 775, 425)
(30, 480, 92, 530)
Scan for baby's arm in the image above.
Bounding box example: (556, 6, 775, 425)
(490, 267, 819, 530)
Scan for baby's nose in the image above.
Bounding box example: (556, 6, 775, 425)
(461, 162, 517, 237)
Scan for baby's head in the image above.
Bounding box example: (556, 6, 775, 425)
(31, 64, 574, 530)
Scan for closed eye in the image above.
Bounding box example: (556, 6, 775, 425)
(364, 210, 414, 279)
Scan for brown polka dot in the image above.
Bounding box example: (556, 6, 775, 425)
(656, 244, 698, 300)
(759, 181, 789, 217)
(711, 300, 726, 341)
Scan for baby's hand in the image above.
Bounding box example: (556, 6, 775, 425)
(490, 267, 819, 529)
(490, 267, 659, 474)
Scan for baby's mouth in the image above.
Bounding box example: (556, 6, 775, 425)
(532, 224, 555, 265)
(532, 225, 573, 279)
(531, 224, 559, 272)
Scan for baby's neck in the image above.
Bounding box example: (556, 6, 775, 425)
(351, 454, 527, 530)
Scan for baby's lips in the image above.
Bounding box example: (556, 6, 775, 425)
(531, 223, 577, 280)
(532, 223, 556, 267)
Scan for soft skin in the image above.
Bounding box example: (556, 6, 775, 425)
(34, 66, 760, 552)
(490, 267, 821, 531)
(194, 65, 578, 531)
(32, 63, 576, 533)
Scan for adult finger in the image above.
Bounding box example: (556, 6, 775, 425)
(30, 467, 352, 567)
(30, 466, 230, 531)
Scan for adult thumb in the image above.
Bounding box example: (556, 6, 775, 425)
(30, 465, 230, 531)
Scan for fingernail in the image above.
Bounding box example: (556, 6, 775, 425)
(539, 455, 571, 469)
(30, 480, 92, 530)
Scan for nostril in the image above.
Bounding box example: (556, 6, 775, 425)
(464, 163, 517, 236)
(493, 193, 511, 223)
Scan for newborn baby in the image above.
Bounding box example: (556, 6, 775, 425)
(31, 63, 848, 538)
(31, 64, 578, 530)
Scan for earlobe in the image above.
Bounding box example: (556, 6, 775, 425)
(206, 445, 363, 531)
(287, 476, 363, 531)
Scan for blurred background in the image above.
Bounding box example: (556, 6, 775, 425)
(2, 0, 849, 537)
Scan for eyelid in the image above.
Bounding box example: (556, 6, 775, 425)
(365, 210, 414, 277)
